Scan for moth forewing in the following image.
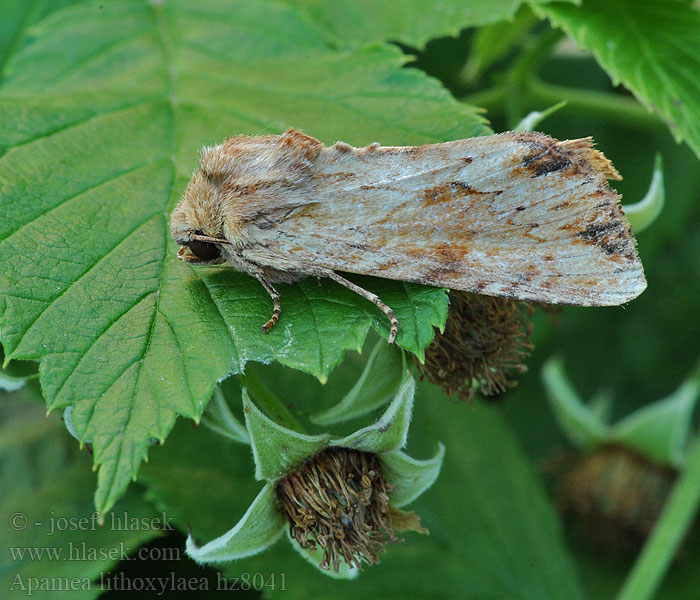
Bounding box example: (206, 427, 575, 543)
(251, 132, 645, 306)
(170, 128, 646, 341)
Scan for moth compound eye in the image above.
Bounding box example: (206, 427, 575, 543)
(188, 239, 220, 261)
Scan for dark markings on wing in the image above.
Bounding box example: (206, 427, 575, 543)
(243, 132, 645, 306)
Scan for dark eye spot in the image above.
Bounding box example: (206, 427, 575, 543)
(188, 239, 220, 261)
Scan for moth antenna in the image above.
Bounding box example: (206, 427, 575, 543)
(255, 273, 282, 334)
(325, 271, 399, 343)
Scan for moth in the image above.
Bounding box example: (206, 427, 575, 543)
(170, 128, 646, 343)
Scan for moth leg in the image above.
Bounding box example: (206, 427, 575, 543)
(325, 271, 399, 344)
(254, 273, 282, 334)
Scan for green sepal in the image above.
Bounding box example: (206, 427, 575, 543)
(312, 341, 404, 425)
(588, 387, 614, 425)
(623, 153, 665, 234)
(610, 366, 700, 468)
(0, 372, 26, 392)
(333, 373, 414, 454)
(541, 357, 610, 450)
(513, 101, 567, 132)
(286, 530, 359, 580)
(380, 444, 445, 508)
(201, 386, 250, 445)
(186, 482, 285, 563)
(243, 390, 330, 481)
(62, 406, 88, 446)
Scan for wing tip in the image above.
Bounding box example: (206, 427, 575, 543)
(567, 270, 648, 307)
(560, 137, 622, 180)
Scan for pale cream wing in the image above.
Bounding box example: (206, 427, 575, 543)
(248, 132, 646, 306)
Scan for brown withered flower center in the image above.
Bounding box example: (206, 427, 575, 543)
(275, 447, 399, 572)
(554, 444, 679, 555)
(420, 291, 535, 401)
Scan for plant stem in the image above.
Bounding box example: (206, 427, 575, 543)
(616, 432, 700, 600)
(503, 28, 564, 128)
(462, 79, 662, 131)
(527, 79, 661, 129)
(243, 370, 306, 434)
(458, 23, 663, 131)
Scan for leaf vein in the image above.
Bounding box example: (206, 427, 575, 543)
(51, 291, 157, 408)
(7, 211, 163, 359)
(0, 157, 169, 246)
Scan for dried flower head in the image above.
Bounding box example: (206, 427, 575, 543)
(276, 446, 401, 572)
(556, 444, 678, 554)
(187, 377, 441, 578)
(420, 291, 534, 401)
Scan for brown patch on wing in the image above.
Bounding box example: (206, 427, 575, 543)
(524, 222, 546, 242)
(377, 259, 400, 271)
(423, 183, 453, 206)
(552, 201, 572, 210)
(434, 242, 474, 266)
(376, 203, 408, 225)
(421, 266, 453, 286)
(422, 181, 500, 207)
(405, 242, 476, 287)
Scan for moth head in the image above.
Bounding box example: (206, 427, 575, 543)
(170, 169, 228, 265)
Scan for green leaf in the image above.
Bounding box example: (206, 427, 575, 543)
(610, 364, 700, 468)
(138, 377, 585, 598)
(0, 0, 487, 513)
(0, 0, 82, 82)
(539, 0, 700, 159)
(0, 398, 160, 599)
(311, 340, 404, 426)
(333, 373, 414, 454)
(460, 5, 538, 82)
(544, 356, 700, 468)
(1, 396, 68, 504)
(623, 154, 665, 234)
(541, 357, 610, 450)
(244, 381, 585, 598)
(380, 444, 445, 508)
(139, 417, 264, 545)
(186, 482, 285, 563)
(244, 389, 330, 481)
(281, 0, 574, 49)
